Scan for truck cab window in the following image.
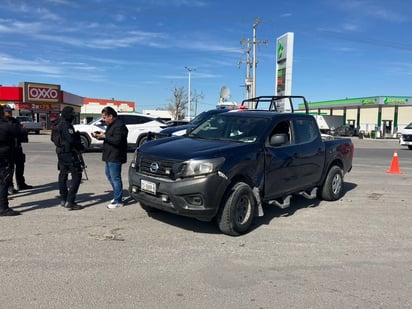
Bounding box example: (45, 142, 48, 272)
(294, 119, 317, 144)
(270, 121, 291, 146)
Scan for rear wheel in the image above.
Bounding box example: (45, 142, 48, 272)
(137, 135, 148, 147)
(217, 182, 255, 236)
(320, 165, 343, 201)
(408, 145, 412, 150)
(80, 135, 90, 150)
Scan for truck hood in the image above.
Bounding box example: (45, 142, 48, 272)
(140, 136, 256, 160)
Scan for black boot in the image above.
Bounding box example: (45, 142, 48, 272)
(0, 208, 21, 216)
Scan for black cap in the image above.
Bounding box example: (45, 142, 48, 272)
(3, 105, 12, 112)
(62, 106, 75, 121)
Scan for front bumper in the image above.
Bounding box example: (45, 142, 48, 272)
(128, 169, 230, 221)
(399, 135, 412, 146)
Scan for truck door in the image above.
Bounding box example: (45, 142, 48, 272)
(291, 117, 324, 188)
(264, 120, 302, 198)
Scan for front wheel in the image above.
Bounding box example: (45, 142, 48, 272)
(319, 165, 344, 201)
(217, 182, 255, 236)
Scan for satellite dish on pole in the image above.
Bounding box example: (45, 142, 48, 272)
(219, 86, 231, 102)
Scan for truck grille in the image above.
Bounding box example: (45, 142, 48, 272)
(138, 155, 183, 179)
(402, 134, 412, 141)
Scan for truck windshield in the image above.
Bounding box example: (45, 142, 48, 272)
(188, 114, 270, 143)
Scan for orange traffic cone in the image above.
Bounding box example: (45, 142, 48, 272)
(386, 150, 403, 174)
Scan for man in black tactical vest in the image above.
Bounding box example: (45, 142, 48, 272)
(0, 105, 21, 216)
(52, 106, 84, 210)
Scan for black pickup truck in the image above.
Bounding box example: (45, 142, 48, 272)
(128, 96, 354, 236)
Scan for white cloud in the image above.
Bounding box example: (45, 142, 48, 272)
(0, 54, 62, 74)
(337, 0, 407, 22)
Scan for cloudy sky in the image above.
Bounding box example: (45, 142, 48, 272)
(1, 0, 411, 113)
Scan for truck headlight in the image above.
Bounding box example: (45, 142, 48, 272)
(130, 150, 139, 169)
(181, 157, 225, 177)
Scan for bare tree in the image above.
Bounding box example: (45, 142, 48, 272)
(168, 86, 186, 120)
(168, 86, 204, 120)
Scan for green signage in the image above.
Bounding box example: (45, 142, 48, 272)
(277, 41, 284, 60)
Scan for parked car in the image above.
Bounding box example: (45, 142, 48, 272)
(331, 124, 355, 137)
(150, 109, 229, 139)
(73, 113, 165, 151)
(16, 116, 42, 134)
(399, 122, 412, 150)
(160, 120, 189, 128)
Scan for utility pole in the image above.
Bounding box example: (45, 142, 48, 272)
(185, 66, 195, 120)
(238, 39, 252, 99)
(239, 18, 268, 106)
(252, 18, 259, 99)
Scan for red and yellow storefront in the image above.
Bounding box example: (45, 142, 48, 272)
(0, 82, 83, 129)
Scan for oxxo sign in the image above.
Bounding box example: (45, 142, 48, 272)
(23, 82, 61, 103)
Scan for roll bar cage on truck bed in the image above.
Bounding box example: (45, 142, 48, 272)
(240, 95, 309, 114)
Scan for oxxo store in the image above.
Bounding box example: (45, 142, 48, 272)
(0, 82, 83, 129)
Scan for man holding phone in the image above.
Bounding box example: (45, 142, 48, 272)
(92, 107, 128, 209)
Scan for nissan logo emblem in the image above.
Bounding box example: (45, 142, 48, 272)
(150, 162, 159, 173)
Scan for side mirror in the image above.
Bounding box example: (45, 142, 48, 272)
(269, 133, 288, 146)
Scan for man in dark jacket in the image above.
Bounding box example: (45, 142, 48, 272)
(92, 107, 128, 209)
(54, 106, 84, 210)
(0, 105, 21, 216)
(3, 105, 32, 194)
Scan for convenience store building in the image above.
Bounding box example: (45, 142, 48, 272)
(0, 82, 135, 129)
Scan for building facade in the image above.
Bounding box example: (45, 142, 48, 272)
(81, 98, 135, 124)
(300, 96, 412, 138)
(0, 82, 135, 129)
(0, 82, 83, 129)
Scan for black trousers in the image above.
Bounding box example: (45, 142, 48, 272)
(0, 161, 12, 211)
(58, 158, 82, 204)
(14, 146, 26, 187)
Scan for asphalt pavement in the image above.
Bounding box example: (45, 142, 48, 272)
(0, 134, 411, 309)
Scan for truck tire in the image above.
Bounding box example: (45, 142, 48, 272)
(138, 135, 148, 147)
(217, 182, 255, 236)
(320, 165, 343, 201)
(80, 135, 90, 151)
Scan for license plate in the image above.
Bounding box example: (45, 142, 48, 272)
(141, 179, 156, 195)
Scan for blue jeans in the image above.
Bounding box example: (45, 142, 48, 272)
(105, 162, 123, 203)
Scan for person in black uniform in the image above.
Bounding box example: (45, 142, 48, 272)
(3, 105, 33, 194)
(54, 106, 84, 210)
(0, 105, 21, 216)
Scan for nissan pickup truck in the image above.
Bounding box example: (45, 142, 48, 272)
(128, 96, 354, 236)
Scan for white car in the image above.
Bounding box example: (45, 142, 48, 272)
(74, 113, 165, 150)
(399, 122, 412, 150)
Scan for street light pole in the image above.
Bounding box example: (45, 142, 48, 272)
(185, 66, 194, 120)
